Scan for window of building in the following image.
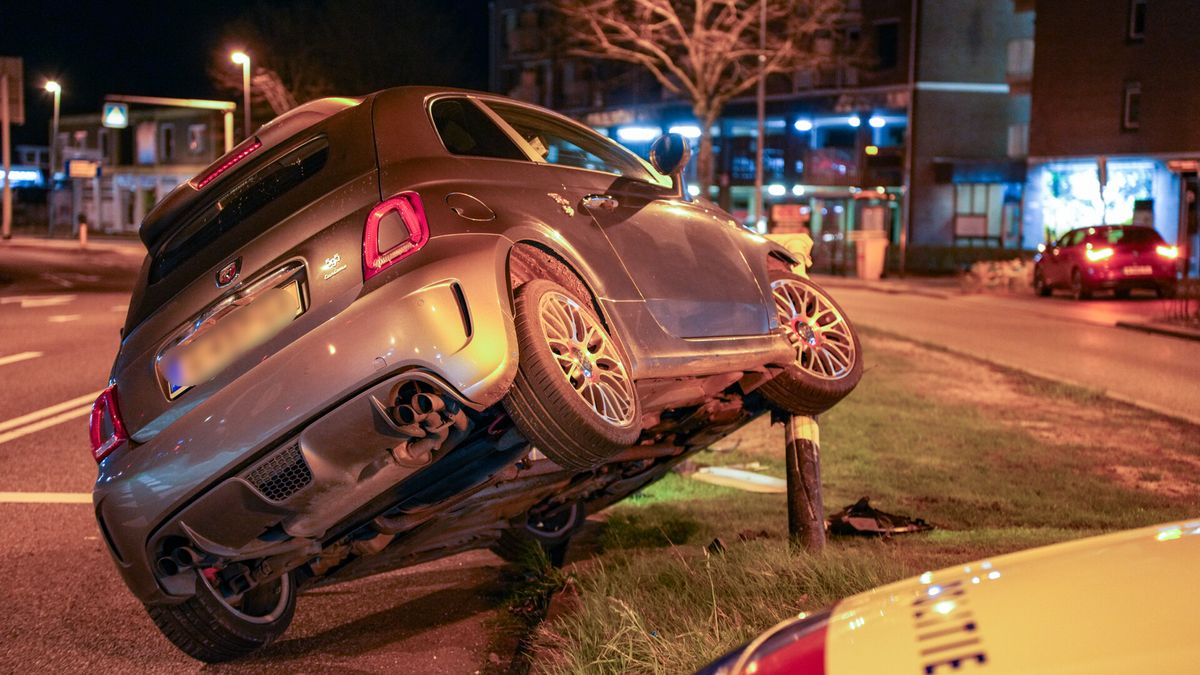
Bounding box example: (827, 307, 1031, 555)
(429, 97, 527, 161)
(1007, 123, 1029, 157)
(1128, 0, 1146, 39)
(1123, 82, 1141, 130)
(188, 124, 207, 155)
(874, 20, 900, 70)
(160, 124, 175, 161)
(97, 128, 110, 163)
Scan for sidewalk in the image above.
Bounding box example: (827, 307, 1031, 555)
(812, 273, 959, 300)
(0, 234, 144, 257)
(1115, 319, 1200, 343)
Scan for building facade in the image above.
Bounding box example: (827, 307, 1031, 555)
(489, 0, 1034, 272)
(50, 106, 226, 234)
(1025, 0, 1200, 275)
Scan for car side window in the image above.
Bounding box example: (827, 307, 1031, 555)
(1068, 231, 1086, 246)
(430, 98, 528, 161)
(484, 101, 661, 184)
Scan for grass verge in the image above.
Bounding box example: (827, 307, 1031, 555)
(526, 331, 1200, 673)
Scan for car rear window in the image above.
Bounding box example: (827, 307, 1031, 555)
(430, 98, 527, 161)
(150, 137, 330, 283)
(1086, 226, 1163, 246)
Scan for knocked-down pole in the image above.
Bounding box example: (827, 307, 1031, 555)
(782, 413, 825, 551)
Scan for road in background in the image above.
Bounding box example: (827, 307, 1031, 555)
(825, 283, 1200, 424)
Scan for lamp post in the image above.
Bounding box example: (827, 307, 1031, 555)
(45, 81, 61, 185)
(231, 51, 251, 139)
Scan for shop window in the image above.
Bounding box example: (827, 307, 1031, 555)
(1122, 82, 1141, 131)
(1128, 0, 1146, 40)
(160, 124, 175, 162)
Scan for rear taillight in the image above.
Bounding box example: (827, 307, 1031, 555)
(191, 137, 263, 190)
(1157, 244, 1179, 259)
(89, 385, 129, 463)
(362, 192, 429, 280)
(1085, 246, 1114, 262)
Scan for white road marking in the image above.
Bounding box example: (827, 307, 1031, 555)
(0, 295, 77, 308)
(0, 492, 91, 504)
(0, 351, 42, 367)
(0, 405, 95, 445)
(40, 273, 75, 288)
(111, 305, 127, 312)
(0, 391, 103, 446)
(47, 314, 82, 323)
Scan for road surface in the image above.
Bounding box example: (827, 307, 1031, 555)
(820, 279, 1200, 424)
(0, 242, 522, 673)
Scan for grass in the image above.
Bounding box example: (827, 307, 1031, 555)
(525, 331, 1200, 674)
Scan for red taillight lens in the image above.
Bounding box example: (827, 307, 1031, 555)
(191, 137, 263, 190)
(1085, 246, 1114, 262)
(1157, 244, 1179, 259)
(362, 192, 429, 280)
(89, 385, 129, 463)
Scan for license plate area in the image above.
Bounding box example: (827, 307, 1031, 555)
(1123, 265, 1152, 276)
(157, 262, 307, 399)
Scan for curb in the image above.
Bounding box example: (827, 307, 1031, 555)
(814, 277, 954, 300)
(1115, 320, 1200, 343)
(0, 236, 144, 257)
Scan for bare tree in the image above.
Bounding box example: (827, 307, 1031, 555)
(553, 0, 846, 191)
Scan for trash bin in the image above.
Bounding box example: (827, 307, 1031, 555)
(851, 230, 889, 280)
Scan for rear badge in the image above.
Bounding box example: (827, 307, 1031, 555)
(216, 258, 241, 288)
(322, 253, 347, 280)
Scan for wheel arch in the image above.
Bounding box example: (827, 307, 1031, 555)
(506, 240, 612, 332)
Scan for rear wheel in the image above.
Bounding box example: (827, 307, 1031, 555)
(1071, 269, 1092, 300)
(1114, 288, 1132, 299)
(1034, 267, 1052, 297)
(147, 569, 296, 663)
(503, 279, 641, 470)
(759, 272, 863, 415)
(1157, 282, 1177, 299)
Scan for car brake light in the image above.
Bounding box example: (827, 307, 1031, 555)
(362, 192, 429, 280)
(1157, 244, 1179, 259)
(192, 138, 263, 190)
(89, 385, 129, 463)
(1085, 246, 1114, 262)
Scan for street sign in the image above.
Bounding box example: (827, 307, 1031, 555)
(65, 159, 101, 179)
(0, 57, 24, 125)
(102, 102, 129, 129)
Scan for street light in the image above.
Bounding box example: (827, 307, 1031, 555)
(230, 51, 251, 139)
(44, 81, 60, 181)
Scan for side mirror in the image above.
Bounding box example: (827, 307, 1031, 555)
(649, 132, 691, 176)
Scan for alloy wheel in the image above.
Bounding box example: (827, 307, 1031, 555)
(199, 567, 292, 625)
(771, 279, 857, 381)
(537, 292, 636, 426)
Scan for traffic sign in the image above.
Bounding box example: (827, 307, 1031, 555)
(0, 57, 23, 125)
(102, 102, 129, 129)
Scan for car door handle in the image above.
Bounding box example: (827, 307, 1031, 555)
(581, 194, 619, 211)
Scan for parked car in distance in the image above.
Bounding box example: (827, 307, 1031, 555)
(697, 519, 1200, 675)
(90, 88, 863, 662)
(1033, 225, 1180, 300)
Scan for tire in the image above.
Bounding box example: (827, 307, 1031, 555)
(491, 501, 584, 567)
(1071, 269, 1092, 300)
(759, 272, 863, 415)
(503, 279, 641, 470)
(147, 570, 296, 663)
(1034, 267, 1052, 297)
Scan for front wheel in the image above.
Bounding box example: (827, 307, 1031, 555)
(147, 569, 296, 663)
(1034, 267, 1052, 297)
(1071, 269, 1092, 300)
(759, 272, 863, 415)
(503, 279, 642, 470)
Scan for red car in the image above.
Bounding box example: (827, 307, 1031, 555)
(1033, 225, 1180, 300)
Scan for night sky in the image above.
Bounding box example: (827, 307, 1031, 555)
(1, 0, 492, 146)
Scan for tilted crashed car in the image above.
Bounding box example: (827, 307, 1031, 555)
(90, 88, 862, 662)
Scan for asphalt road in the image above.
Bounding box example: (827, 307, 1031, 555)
(0, 241, 522, 674)
(820, 279, 1200, 424)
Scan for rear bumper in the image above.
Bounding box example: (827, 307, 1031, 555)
(93, 233, 518, 605)
(1083, 264, 1176, 289)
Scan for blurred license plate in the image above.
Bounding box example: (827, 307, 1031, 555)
(1123, 265, 1152, 276)
(161, 281, 304, 396)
